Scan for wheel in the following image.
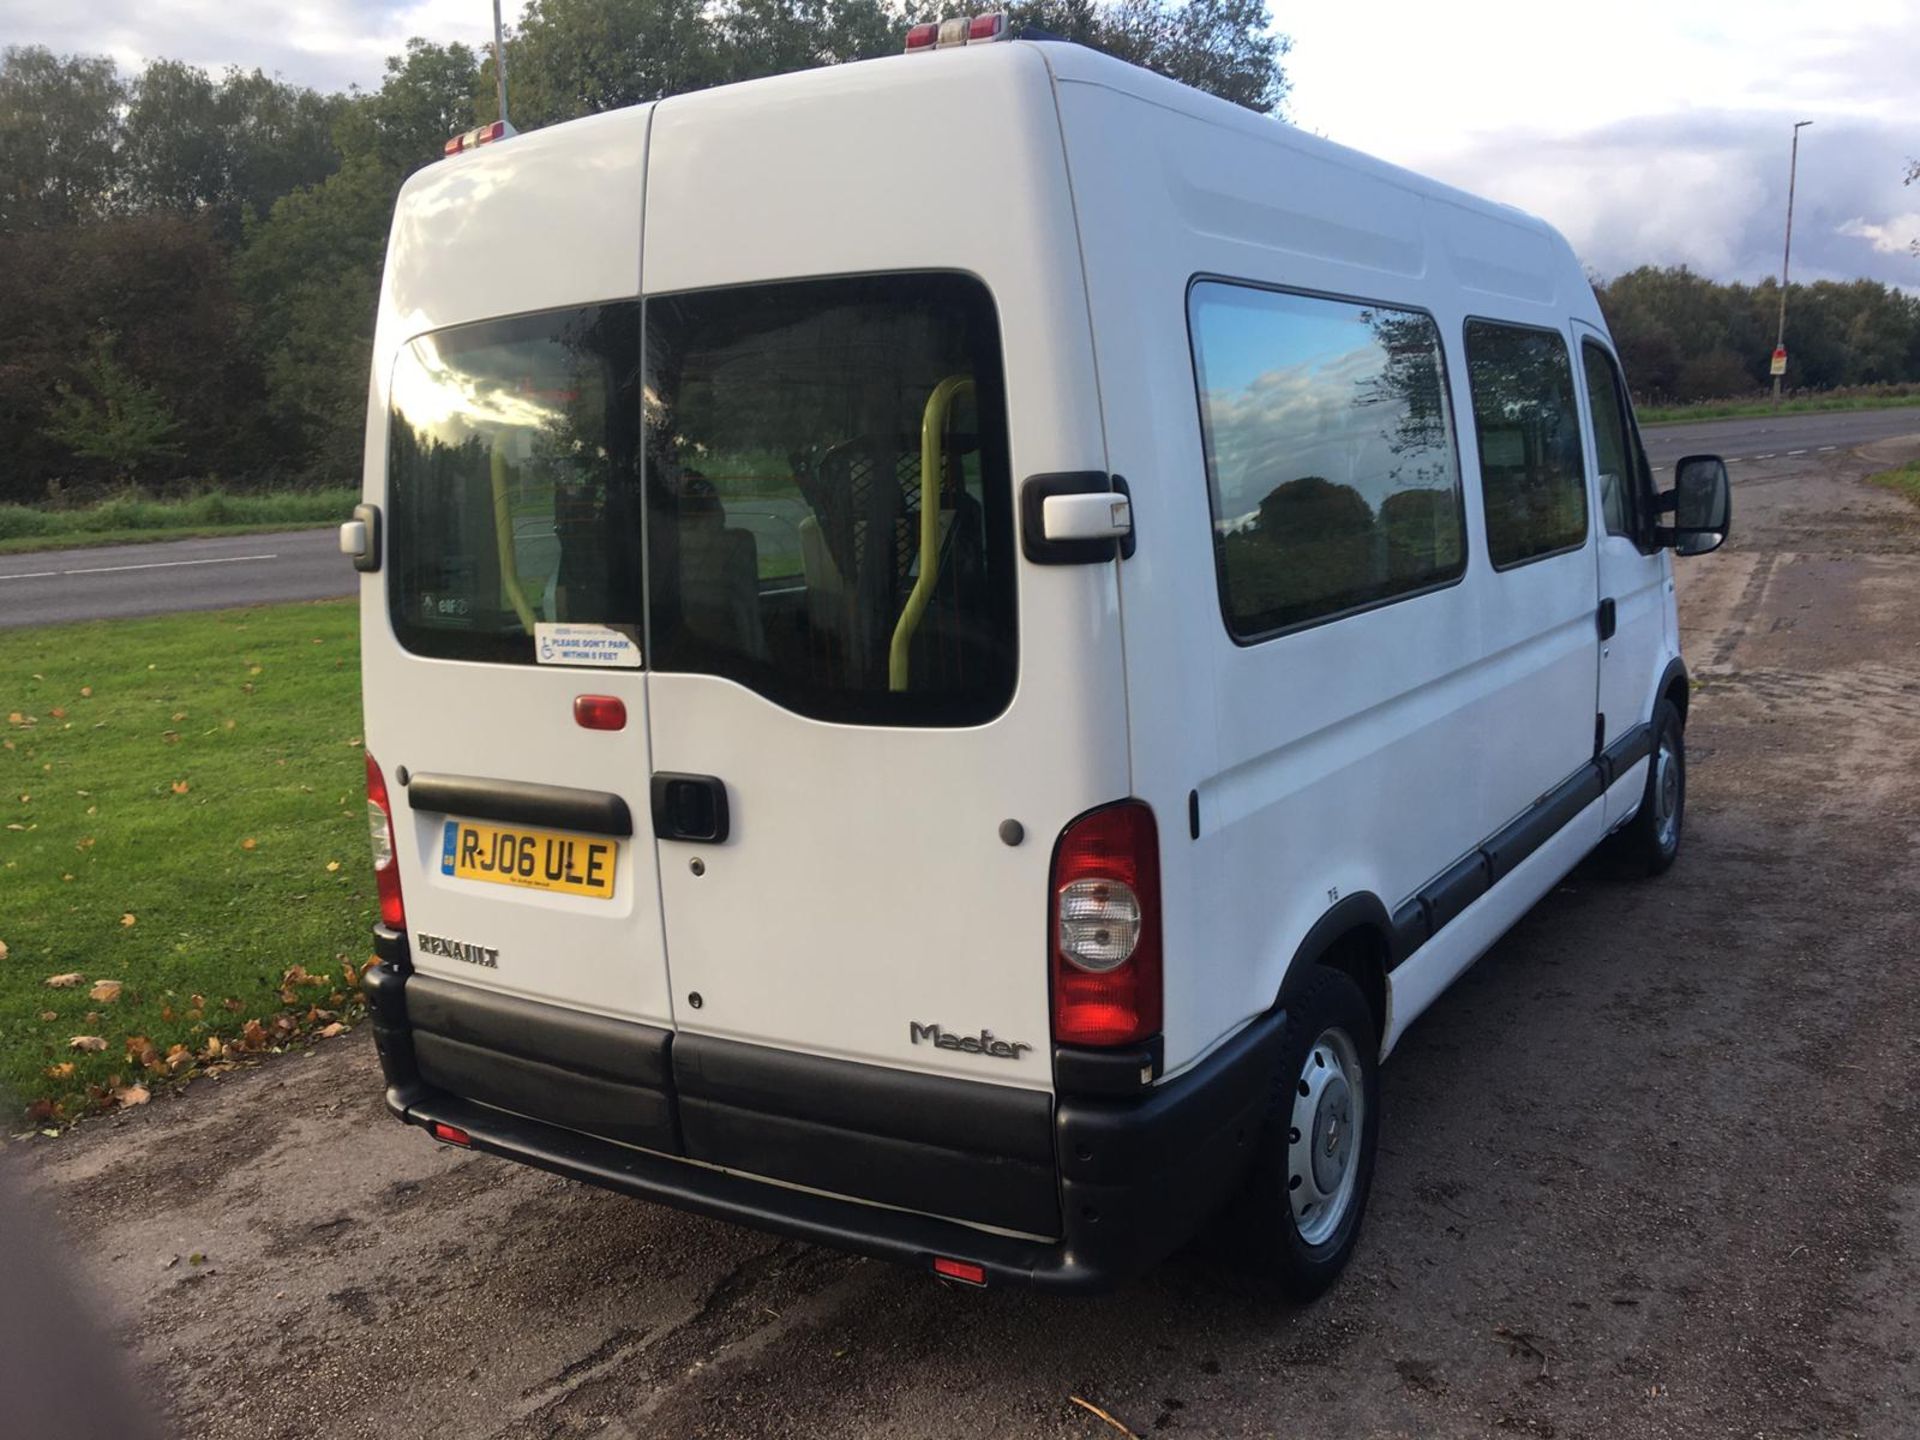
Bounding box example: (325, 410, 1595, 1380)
(1608, 697, 1685, 877)
(1235, 966, 1380, 1302)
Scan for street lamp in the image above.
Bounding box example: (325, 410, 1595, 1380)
(1772, 120, 1813, 408)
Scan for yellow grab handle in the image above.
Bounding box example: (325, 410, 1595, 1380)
(889, 374, 974, 692)
(490, 437, 539, 633)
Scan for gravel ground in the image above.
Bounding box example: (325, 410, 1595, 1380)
(7, 435, 1920, 1440)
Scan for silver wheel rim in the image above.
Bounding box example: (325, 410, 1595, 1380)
(1287, 1026, 1365, 1247)
(1653, 736, 1681, 852)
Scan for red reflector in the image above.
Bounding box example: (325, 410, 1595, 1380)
(969, 12, 1004, 40)
(443, 135, 462, 155)
(573, 694, 628, 731)
(905, 21, 938, 49)
(430, 1122, 471, 1147)
(933, 1256, 987, 1285)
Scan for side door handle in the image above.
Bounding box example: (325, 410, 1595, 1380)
(1597, 597, 1617, 642)
(651, 773, 730, 844)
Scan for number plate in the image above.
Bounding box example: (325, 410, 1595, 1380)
(440, 820, 618, 900)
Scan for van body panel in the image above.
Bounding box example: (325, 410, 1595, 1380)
(637, 48, 1125, 1086)
(1050, 61, 1607, 1067)
(360, 109, 670, 1027)
(376, 105, 651, 351)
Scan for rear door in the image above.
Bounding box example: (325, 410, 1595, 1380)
(361, 111, 674, 1029)
(635, 52, 1127, 1086)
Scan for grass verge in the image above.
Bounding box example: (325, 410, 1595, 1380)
(0, 488, 355, 555)
(1, 600, 370, 1129)
(1869, 457, 1920, 506)
(1639, 391, 1920, 426)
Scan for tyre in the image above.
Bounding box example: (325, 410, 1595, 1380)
(1607, 697, 1685, 877)
(1235, 965, 1380, 1302)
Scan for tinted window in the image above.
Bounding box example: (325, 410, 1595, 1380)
(1189, 282, 1467, 638)
(1464, 320, 1589, 567)
(643, 273, 1016, 726)
(387, 305, 643, 665)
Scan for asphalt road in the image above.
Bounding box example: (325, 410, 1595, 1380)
(10, 431, 1920, 1438)
(2, 408, 1916, 632)
(0, 528, 350, 630)
(1640, 403, 1920, 471)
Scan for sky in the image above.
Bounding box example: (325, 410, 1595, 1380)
(5, 0, 1916, 291)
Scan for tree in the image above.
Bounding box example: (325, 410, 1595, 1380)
(1006, 0, 1289, 113)
(0, 47, 125, 230)
(123, 62, 344, 236)
(44, 334, 183, 485)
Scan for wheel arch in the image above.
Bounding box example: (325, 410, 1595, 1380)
(1658, 656, 1690, 730)
(1276, 893, 1393, 1049)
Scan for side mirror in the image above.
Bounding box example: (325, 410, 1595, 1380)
(1658, 455, 1730, 556)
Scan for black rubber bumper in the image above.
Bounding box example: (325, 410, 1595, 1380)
(363, 935, 1283, 1293)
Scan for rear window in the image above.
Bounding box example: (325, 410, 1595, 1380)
(385, 274, 1016, 727)
(387, 304, 644, 664)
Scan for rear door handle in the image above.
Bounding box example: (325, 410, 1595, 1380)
(1597, 598, 1617, 641)
(651, 773, 730, 844)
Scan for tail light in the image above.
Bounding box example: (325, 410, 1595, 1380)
(365, 753, 406, 930)
(1049, 801, 1161, 1047)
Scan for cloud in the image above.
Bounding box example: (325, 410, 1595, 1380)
(0, 0, 502, 93)
(1839, 214, 1920, 258)
(1411, 111, 1920, 293)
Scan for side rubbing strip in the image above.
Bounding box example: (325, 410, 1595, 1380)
(407, 773, 634, 838)
(1421, 850, 1488, 934)
(1483, 766, 1604, 884)
(1389, 743, 1621, 973)
(1600, 722, 1653, 786)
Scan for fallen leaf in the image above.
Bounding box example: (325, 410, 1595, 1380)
(165, 1044, 193, 1073)
(39, 1010, 57, 1022)
(68, 1035, 108, 1052)
(49, 707, 67, 719)
(79, 686, 92, 697)
(325, 860, 341, 873)
(45, 1062, 75, 1080)
(45, 972, 84, 988)
(120, 913, 137, 927)
(88, 979, 122, 1002)
(5, 712, 21, 725)
(75, 836, 95, 851)
(248, 665, 262, 675)
(169, 781, 189, 795)
(171, 711, 187, 722)
(113, 1083, 150, 1108)
(0, 938, 8, 961)
(188, 1252, 205, 1266)
(240, 837, 257, 850)
(222, 997, 244, 1013)
(317, 1022, 346, 1038)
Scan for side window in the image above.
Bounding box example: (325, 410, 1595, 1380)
(1581, 340, 1639, 538)
(1188, 282, 1467, 639)
(1463, 320, 1589, 568)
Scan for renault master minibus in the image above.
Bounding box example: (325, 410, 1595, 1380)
(345, 20, 1731, 1298)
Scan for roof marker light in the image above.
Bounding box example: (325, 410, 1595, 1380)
(904, 12, 1009, 52)
(443, 120, 514, 157)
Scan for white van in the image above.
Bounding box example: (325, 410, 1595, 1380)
(346, 21, 1731, 1298)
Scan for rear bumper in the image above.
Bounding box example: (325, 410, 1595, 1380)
(364, 936, 1283, 1293)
